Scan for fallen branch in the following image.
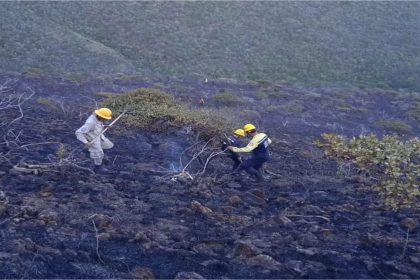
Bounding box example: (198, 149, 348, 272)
(286, 214, 330, 223)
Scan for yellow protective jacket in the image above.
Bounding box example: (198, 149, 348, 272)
(231, 132, 271, 158)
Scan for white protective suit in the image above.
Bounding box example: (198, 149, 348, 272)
(75, 114, 114, 165)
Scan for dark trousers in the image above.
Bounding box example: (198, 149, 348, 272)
(240, 156, 268, 181)
(231, 156, 242, 172)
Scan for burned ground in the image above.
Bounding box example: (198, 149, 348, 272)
(0, 75, 419, 279)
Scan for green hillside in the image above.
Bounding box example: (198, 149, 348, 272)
(2, 1, 420, 90)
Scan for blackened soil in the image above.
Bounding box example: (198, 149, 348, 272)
(0, 74, 419, 279)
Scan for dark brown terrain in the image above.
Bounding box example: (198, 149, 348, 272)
(0, 74, 419, 279)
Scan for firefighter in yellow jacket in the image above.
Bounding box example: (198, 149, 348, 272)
(227, 123, 271, 181)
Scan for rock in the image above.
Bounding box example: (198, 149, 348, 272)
(242, 191, 267, 206)
(305, 260, 327, 274)
(131, 232, 151, 243)
(275, 214, 294, 227)
(191, 201, 213, 216)
(131, 267, 155, 279)
(296, 247, 319, 256)
(233, 240, 262, 258)
(285, 260, 304, 274)
(247, 254, 282, 271)
(229, 195, 243, 206)
(0, 190, 8, 216)
(37, 210, 59, 226)
(251, 189, 267, 200)
(303, 205, 325, 215)
(383, 260, 419, 277)
(409, 255, 419, 265)
(38, 246, 62, 257)
(400, 218, 417, 231)
(272, 179, 292, 188)
(299, 232, 318, 247)
(363, 260, 376, 272)
(98, 233, 112, 241)
(227, 182, 242, 189)
(14, 238, 37, 253)
(93, 214, 113, 229)
(174, 272, 205, 279)
(192, 243, 217, 256)
(0, 252, 16, 261)
(221, 206, 235, 214)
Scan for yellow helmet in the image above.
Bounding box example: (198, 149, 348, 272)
(95, 108, 112, 120)
(243, 123, 256, 132)
(234, 129, 245, 137)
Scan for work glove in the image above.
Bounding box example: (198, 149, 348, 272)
(84, 141, 93, 149)
(221, 142, 228, 151)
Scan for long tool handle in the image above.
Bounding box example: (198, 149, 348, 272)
(88, 110, 127, 144)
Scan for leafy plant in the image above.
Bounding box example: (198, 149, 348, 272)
(213, 91, 244, 107)
(102, 88, 233, 140)
(316, 134, 420, 210)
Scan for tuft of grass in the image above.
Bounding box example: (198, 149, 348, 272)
(23, 67, 44, 78)
(36, 97, 59, 109)
(405, 102, 420, 121)
(213, 91, 244, 107)
(65, 73, 84, 84)
(377, 120, 413, 134)
(281, 101, 305, 113)
(239, 109, 262, 122)
(266, 105, 281, 113)
(302, 92, 322, 100)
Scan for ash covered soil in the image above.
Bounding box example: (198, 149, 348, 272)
(0, 74, 419, 279)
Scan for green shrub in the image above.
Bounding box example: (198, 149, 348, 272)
(213, 91, 244, 106)
(266, 105, 281, 113)
(281, 101, 305, 113)
(36, 97, 59, 109)
(405, 102, 420, 121)
(316, 134, 420, 210)
(256, 91, 268, 100)
(239, 109, 262, 122)
(377, 120, 412, 134)
(302, 92, 322, 100)
(102, 88, 233, 139)
(115, 73, 135, 81)
(266, 91, 291, 99)
(23, 67, 44, 78)
(66, 73, 84, 84)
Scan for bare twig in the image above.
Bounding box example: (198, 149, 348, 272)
(91, 219, 105, 264)
(401, 228, 410, 259)
(286, 214, 330, 223)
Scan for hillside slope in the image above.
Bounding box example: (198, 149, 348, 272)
(2, 2, 420, 90)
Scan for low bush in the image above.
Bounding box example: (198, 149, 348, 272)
(316, 133, 420, 210)
(102, 88, 233, 140)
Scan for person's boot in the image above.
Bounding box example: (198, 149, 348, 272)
(245, 167, 264, 182)
(93, 164, 110, 174)
(102, 156, 110, 166)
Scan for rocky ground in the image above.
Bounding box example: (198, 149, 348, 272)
(0, 74, 419, 279)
